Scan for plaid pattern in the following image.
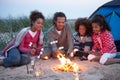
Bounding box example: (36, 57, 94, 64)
(92, 30, 116, 54)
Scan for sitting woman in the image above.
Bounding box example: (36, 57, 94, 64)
(88, 14, 120, 65)
(0, 10, 45, 67)
(73, 18, 93, 60)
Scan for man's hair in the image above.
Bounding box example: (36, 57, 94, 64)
(53, 12, 66, 25)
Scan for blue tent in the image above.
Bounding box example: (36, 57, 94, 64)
(89, 0, 120, 51)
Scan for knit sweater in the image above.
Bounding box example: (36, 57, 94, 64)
(73, 32, 93, 52)
(19, 30, 42, 55)
(3, 27, 44, 56)
(47, 22, 74, 54)
(92, 30, 116, 54)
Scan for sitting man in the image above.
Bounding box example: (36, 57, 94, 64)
(41, 12, 73, 59)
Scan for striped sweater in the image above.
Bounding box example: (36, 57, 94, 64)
(73, 32, 93, 52)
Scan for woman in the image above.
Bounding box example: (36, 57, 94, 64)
(0, 10, 45, 67)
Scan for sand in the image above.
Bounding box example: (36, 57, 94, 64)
(0, 57, 120, 80)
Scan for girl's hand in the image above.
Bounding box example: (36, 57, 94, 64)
(88, 51, 102, 56)
(88, 51, 95, 54)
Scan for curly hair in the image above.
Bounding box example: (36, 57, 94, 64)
(91, 14, 111, 31)
(53, 12, 66, 25)
(75, 18, 92, 34)
(30, 10, 45, 27)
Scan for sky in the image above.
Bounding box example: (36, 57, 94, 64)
(0, 0, 112, 19)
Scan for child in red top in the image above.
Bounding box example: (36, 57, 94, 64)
(88, 14, 120, 65)
(0, 10, 45, 67)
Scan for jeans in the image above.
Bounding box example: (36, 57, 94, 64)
(114, 52, 120, 58)
(3, 48, 31, 68)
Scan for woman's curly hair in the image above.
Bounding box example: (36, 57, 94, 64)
(30, 10, 45, 26)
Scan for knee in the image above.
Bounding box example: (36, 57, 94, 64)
(21, 55, 31, 65)
(25, 58, 31, 65)
(8, 48, 21, 65)
(99, 58, 107, 65)
(11, 57, 20, 65)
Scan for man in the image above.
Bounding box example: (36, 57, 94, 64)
(42, 12, 73, 58)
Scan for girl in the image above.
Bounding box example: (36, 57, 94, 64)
(88, 14, 120, 65)
(73, 18, 92, 60)
(0, 10, 45, 67)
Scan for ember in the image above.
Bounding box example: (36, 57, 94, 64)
(55, 50, 79, 72)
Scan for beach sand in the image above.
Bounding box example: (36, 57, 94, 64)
(0, 57, 120, 80)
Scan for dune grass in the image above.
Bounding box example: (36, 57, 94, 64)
(0, 16, 74, 50)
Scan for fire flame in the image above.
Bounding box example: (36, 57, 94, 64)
(55, 50, 79, 72)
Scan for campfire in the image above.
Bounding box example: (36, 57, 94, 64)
(55, 49, 79, 72)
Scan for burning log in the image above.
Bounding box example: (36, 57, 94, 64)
(55, 48, 80, 72)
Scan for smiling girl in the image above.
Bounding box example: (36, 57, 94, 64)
(88, 14, 120, 65)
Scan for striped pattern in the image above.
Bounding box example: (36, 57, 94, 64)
(73, 32, 93, 52)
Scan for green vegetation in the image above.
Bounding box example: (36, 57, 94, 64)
(0, 16, 74, 50)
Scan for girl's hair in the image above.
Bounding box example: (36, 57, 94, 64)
(53, 12, 66, 25)
(75, 18, 92, 34)
(91, 14, 111, 31)
(30, 10, 45, 27)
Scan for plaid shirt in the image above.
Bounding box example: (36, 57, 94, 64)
(92, 30, 116, 54)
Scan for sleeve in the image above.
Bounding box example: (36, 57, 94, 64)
(66, 23, 74, 54)
(100, 32, 116, 54)
(84, 35, 93, 52)
(36, 38, 43, 54)
(73, 34, 80, 50)
(36, 30, 43, 54)
(18, 35, 30, 53)
(47, 31, 57, 53)
(92, 35, 98, 52)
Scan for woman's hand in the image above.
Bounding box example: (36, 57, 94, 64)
(30, 48, 36, 55)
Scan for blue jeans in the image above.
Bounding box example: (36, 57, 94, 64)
(114, 52, 120, 58)
(3, 48, 31, 68)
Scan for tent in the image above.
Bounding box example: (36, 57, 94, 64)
(89, 0, 120, 51)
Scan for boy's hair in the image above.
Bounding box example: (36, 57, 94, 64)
(75, 18, 92, 34)
(30, 10, 45, 26)
(53, 12, 66, 25)
(91, 14, 111, 31)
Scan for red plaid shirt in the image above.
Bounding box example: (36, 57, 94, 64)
(92, 30, 116, 54)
